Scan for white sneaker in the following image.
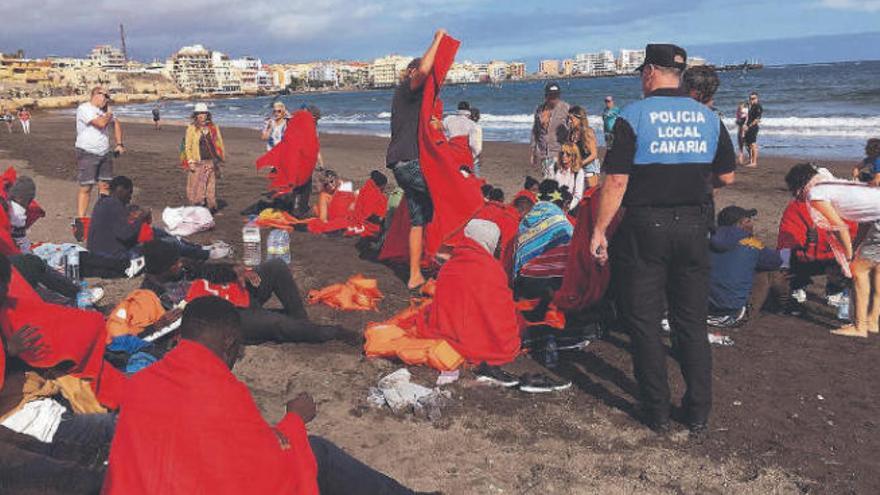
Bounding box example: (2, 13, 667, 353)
(126, 257, 146, 278)
(208, 241, 231, 260)
(826, 291, 845, 307)
(792, 289, 807, 304)
(83, 287, 104, 305)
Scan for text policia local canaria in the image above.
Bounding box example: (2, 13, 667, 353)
(649, 110, 709, 154)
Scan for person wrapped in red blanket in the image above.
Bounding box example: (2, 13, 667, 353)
(380, 31, 483, 290)
(418, 219, 520, 368)
(0, 167, 21, 256)
(309, 171, 389, 237)
(102, 296, 417, 495)
(256, 106, 322, 216)
(0, 253, 124, 409)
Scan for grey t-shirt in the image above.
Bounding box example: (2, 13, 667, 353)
(386, 79, 423, 167)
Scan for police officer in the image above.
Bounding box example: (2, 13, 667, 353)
(590, 44, 736, 434)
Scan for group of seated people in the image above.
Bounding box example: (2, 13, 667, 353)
(0, 166, 434, 493)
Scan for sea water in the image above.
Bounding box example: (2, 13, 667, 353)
(108, 60, 880, 160)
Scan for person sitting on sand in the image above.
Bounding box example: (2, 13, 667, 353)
(707, 206, 788, 328)
(140, 240, 340, 344)
(86, 176, 215, 278)
(102, 296, 421, 495)
(786, 162, 880, 338)
(182, 103, 225, 213)
(778, 170, 853, 305)
(308, 170, 389, 238)
(418, 219, 522, 387)
(551, 143, 585, 213)
(851, 138, 880, 186)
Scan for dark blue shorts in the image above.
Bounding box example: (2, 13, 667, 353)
(390, 159, 433, 227)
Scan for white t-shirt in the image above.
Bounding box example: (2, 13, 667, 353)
(75, 102, 112, 156)
(808, 181, 880, 223)
(552, 167, 585, 212)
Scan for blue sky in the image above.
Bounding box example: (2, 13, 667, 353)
(1, 0, 879, 67)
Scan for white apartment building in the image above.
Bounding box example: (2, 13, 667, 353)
(618, 49, 646, 73)
(446, 62, 479, 84)
(210, 51, 240, 93)
(230, 56, 262, 91)
(687, 56, 707, 67)
(308, 64, 338, 85)
(487, 60, 508, 82)
(574, 50, 616, 75)
(170, 44, 218, 93)
(89, 45, 125, 71)
(369, 55, 412, 88)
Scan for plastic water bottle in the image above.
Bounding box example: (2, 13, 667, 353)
(76, 281, 91, 309)
(543, 335, 559, 369)
(266, 229, 291, 264)
(242, 216, 262, 267)
(837, 288, 851, 321)
(65, 247, 80, 282)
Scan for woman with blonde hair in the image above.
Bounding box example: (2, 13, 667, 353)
(567, 105, 600, 188)
(552, 143, 585, 212)
(261, 101, 289, 150)
(183, 102, 225, 212)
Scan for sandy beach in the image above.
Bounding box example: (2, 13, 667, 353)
(0, 113, 877, 493)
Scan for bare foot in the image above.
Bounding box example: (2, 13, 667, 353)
(407, 273, 426, 291)
(745, 163, 758, 168)
(868, 322, 879, 334)
(830, 325, 868, 338)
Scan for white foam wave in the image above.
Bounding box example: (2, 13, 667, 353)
(723, 116, 880, 138)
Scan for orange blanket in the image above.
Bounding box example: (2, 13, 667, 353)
(102, 340, 317, 495)
(307, 274, 383, 311)
(255, 110, 320, 195)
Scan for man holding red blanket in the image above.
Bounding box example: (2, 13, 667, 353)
(384, 30, 483, 290)
(103, 296, 421, 495)
(256, 105, 322, 217)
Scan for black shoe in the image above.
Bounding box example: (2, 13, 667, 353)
(475, 363, 519, 387)
(648, 419, 671, 435)
(518, 373, 572, 393)
(688, 421, 708, 439)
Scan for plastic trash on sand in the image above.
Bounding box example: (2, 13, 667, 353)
(368, 368, 452, 420)
(162, 206, 215, 237)
(708, 332, 734, 346)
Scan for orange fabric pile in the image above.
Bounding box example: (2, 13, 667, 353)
(255, 208, 304, 231)
(306, 274, 383, 311)
(363, 294, 465, 372)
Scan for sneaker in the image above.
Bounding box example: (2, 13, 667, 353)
(83, 287, 105, 306)
(706, 306, 747, 328)
(518, 373, 572, 393)
(475, 363, 519, 387)
(792, 289, 807, 304)
(126, 256, 146, 278)
(660, 318, 671, 333)
(826, 291, 846, 307)
(208, 241, 232, 260)
(555, 335, 591, 351)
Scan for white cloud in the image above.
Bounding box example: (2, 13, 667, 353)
(818, 0, 880, 11)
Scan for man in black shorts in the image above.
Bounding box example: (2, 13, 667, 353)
(744, 91, 762, 168)
(386, 29, 446, 290)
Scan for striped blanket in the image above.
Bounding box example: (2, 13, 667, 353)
(513, 201, 573, 274)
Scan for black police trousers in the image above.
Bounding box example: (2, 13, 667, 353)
(613, 205, 712, 425)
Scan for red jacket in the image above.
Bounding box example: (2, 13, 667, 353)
(777, 199, 856, 263)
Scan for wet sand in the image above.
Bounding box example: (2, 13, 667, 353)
(0, 114, 876, 493)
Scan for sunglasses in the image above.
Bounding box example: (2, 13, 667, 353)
(274, 110, 284, 113)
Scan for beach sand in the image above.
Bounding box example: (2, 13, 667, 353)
(0, 114, 877, 493)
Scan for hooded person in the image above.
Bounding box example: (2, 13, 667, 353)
(103, 296, 420, 495)
(417, 219, 521, 372)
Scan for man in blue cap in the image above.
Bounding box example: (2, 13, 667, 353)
(590, 43, 737, 435)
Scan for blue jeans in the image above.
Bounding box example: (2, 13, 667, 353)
(390, 159, 433, 227)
